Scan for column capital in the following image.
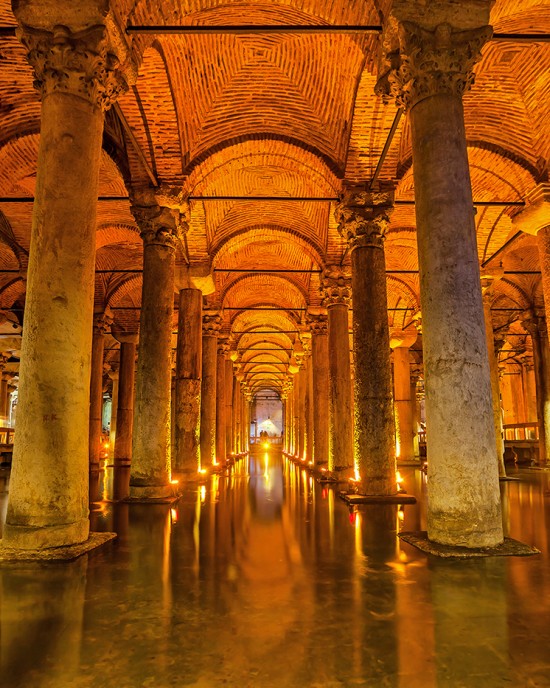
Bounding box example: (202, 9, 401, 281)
(111, 329, 138, 345)
(217, 337, 230, 356)
(17, 23, 129, 110)
(320, 267, 351, 308)
(202, 311, 222, 336)
(376, 21, 491, 110)
(93, 309, 113, 336)
(335, 183, 395, 250)
(512, 183, 550, 236)
(480, 268, 505, 301)
(306, 311, 328, 336)
(390, 329, 418, 350)
(131, 186, 189, 250)
(0, 353, 10, 371)
(522, 311, 546, 338)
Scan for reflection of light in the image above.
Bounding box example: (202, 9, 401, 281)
(398, 507, 405, 522)
(396, 471, 403, 486)
(170, 478, 179, 485)
(199, 468, 207, 474)
(170, 507, 178, 523)
(103, 442, 110, 448)
(200, 485, 206, 503)
(213, 459, 219, 466)
(263, 442, 270, 449)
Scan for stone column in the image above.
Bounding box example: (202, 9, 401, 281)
(3, 22, 127, 550)
(243, 389, 251, 452)
(481, 280, 506, 476)
(174, 288, 202, 475)
(113, 334, 137, 469)
(89, 311, 111, 470)
(108, 366, 119, 454)
(390, 331, 418, 464)
(321, 268, 354, 477)
(225, 358, 234, 458)
(307, 313, 330, 468)
(410, 366, 422, 458)
(233, 369, 241, 454)
(335, 187, 396, 494)
(0, 357, 9, 426)
(216, 338, 229, 465)
(519, 355, 538, 423)
(130, 190, 185, 500)
(377, 14, 502, 545)
(523, 316, 550, 465)
(200, 311, 221, 468)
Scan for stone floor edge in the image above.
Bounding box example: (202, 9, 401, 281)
(0, 532, 117, 563)
(398, 531, 540, 558)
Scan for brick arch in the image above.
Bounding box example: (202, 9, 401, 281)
(96, 224, 141, 250)
(221, 272, 308, 309)
(0, 278, 25, 309)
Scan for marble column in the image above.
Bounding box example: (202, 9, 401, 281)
(390, 331, 418, 464)
(0, 358, 9, 426)
(296, 362, 307, 460)
(336, 187, 396, 494)
(174, 288, 202, 475)
(89, 311, 111, 470)
(130, 190, 185, 500)
(108, 366, 119, 455)
(481, 281, 506, 476)
(3, 22, 127, 549)
(378, 14, 502, 545)
(216, 338, 229, 465)
(520, 355, 538, 423)
(113, 334, 137, 469)
(307, 313, 330, 468)
(200, 311, 221, 469)
(523, 316, 550, 465)
(321, 268, 354, 477)
(225, 358, 234, 458)
(233, 369, 242, 454)
(410, 367, 422, 458)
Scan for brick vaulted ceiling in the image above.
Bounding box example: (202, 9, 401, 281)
(0, 1, 549, 393)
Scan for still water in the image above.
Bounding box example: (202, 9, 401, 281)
(1, 451, 550, 687)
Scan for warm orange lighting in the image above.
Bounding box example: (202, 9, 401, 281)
(199, 468, 207, 474)
(170, 508, 178, 523)
(321, 467, 327, 472)
(263, 442, 269, 449)
(396, 471, 403, 485)
(103, 442, 110, 448)
(170, 478, 179, 485)
(213, 459, 219, 466)
(308, 460, 314, 466)
(398, 508, 405, 522)
(200, 485, 206, 502)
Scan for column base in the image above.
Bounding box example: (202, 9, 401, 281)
(339, 491, 417, 505)
(1, 518, 90, 550)
(126, 483, 179, 503)
(0, 532, 116, 562)
(399, 531, 539, 558)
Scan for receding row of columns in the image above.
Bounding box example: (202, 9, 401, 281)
(3, 4, 550, 554)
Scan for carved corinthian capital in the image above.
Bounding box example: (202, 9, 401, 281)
(320, 268, 351, 308)
(376, 21, 492, 110)
(335, 184, 394, 251)
(306, 312, 328, 337)
(17, 24, 128, 110)
(202, 311, 222, 337)
(131, 187, 189, 250)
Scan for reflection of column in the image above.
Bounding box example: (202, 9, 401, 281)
(233, 369, 241, 454)
(307, 313, 329, 467)
(0, 558, 88, 683)
(200, 311, 220, 468)
(130, 191, 184, 499)
(321, 268, 353, 477)
(89, 311, 111, 470)
(4, 20, 127, 549)
(378, 13, 502, 546)
(216, 338, 228, 465)
(175, 288, 202, 474)
(336, 185, 396, 493)
(410, 367, 422, 458)
(0, 358, 9, 426)
(431, 559, 510, 686)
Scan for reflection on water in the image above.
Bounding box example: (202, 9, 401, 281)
(1, 453, 550, 687)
